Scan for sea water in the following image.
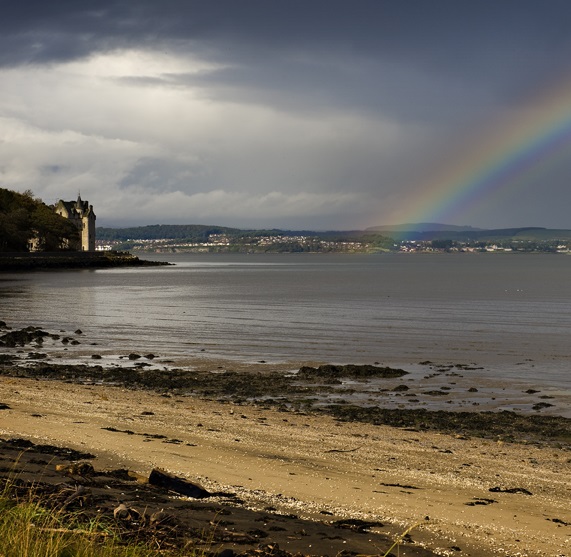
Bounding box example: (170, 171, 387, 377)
(1, 252, 570, 412)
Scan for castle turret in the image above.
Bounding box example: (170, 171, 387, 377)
(54, 195, 96, 251)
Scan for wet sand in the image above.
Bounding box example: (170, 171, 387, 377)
(1, 373, 570, 556)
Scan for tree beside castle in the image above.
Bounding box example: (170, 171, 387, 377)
(0, 188, 87, 252)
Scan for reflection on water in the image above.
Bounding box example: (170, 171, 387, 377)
(1, 254, 570, 391)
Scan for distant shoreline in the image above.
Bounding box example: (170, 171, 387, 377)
(0, 251, 170, 271)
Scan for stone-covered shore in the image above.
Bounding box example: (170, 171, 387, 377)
(0, 251, 169, 270)
(1, 325, 570, 447)
(1, 324, 570, 556)
(1, 357, 570, 447)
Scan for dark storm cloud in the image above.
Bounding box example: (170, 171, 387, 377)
(4, 1, 571, 93)
(3, 1, 571, 229)
(2, 1, 570, 126)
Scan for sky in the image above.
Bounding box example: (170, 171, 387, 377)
(1, 1, 571, 230)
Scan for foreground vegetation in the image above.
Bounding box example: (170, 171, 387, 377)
(0, 493, 173, 557)
(0, 489, 414, 557)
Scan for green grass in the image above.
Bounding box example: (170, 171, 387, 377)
(0, 485, 186, 557)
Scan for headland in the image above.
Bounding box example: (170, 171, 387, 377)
(0, 251, 169, 271)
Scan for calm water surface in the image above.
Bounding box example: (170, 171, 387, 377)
(1, 253, 570, 401)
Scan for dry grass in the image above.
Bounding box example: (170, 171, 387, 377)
(0, 485, 177, 557)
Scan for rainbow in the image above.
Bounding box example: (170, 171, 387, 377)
(384, 75, 571, 226)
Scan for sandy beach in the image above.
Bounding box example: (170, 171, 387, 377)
(1, 371, 570, 556)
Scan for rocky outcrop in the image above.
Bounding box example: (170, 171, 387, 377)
(0, 326, 60, 347)
(297, 364, 408, 380)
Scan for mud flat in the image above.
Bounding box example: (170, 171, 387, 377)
(1, 326, 571, 556)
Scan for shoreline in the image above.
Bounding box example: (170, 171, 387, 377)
(1, 376, 569, 556)
(2, 358, 571, 446)
(0, 251, 169, 271)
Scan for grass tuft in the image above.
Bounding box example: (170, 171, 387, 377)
(0, 483, 177, 557)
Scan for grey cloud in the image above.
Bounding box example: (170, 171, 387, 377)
(168, 61, 493, 125)
(119, 157, 204, 193)
(3, 1, 571, 229)
(4, 2, 571, 79)
(3, 1, 570, 126)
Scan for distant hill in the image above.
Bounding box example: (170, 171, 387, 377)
(96, 224, 242, 242)
(95, 224, 397, 252)
(96, 224, 385, 242)
(365, 223, 571, 242)
(367, 222, 485, 232)
(96, 223, 571, 244)
(388, 227, 571, 242)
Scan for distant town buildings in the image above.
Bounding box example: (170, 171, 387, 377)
(94, 232, 569, 254)
(54, 195, 96, 251)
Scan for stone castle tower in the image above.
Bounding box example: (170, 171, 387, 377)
(54, 195, 96, 251)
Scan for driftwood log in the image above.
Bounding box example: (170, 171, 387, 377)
(148, 468, 210, 498)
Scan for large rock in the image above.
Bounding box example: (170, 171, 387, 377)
(0, 326, 58, 347)
(148, 468, 210, 498)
